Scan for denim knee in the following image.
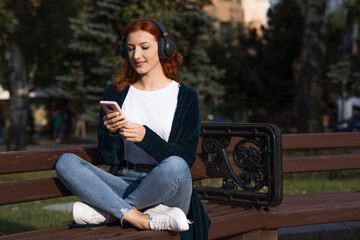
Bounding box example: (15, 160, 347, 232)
(55, 153, 79, 175)
(160, 156, 191, 181)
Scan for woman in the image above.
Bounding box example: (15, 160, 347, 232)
(56, 17, 210, 237)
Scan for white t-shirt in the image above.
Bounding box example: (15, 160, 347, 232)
(122, 81, 180, 165)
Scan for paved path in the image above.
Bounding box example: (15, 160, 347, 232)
(42, 202, 75, 212)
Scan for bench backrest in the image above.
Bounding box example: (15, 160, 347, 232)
(281, 132, 360, 173)
(1, 124, 359, 208)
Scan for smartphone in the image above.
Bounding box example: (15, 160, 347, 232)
(100, 100, 123, 115)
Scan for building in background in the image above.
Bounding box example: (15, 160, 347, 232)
(205, 0, 244, 42)
(205, 0, 271, 42)
(242, 0, 270, 32)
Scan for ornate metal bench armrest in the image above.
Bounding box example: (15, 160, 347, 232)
(196, 123, 283, 209)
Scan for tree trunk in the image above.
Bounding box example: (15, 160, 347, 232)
(292, 0, 327, 133)
(7, 43, 29, 151)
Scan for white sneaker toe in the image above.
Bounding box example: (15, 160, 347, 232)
(144, 204, 189, 232)
(73, 202, 110, 225)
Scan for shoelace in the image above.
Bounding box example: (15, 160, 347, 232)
(150, 216, 172, 230)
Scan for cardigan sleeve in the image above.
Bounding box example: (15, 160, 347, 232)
(135, 89, 200, 168)
(97, 85, 124, 167)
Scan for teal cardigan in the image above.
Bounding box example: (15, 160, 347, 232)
(97, 83, 211, 240)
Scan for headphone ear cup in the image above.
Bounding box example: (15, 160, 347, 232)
(164, 39, 175, 58)
(120, 40, 128, 59)
(158, 37, 175, 59)
(158, 37, 167, 59)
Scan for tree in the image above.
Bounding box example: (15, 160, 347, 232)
(292, 0, 328, 133)
(206, 23, 264, 122)
(57, 0, 225, 125)
(0, 0, 14, 82)
(0, 0, 89, 150)
(262, 0, 304, 113)
(324, 1, 360, 120)
(57, 0, 165, 126)
(326, 58, 360, 120)
(170, 0, 225, 118)
(205, 0, 304, 123)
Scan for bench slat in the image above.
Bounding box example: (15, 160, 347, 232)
(0, 226, 70, 240)
(0, 225, 181, 240)
(1, 192, 359, 239)
(283, 153, 360, 173)
(1, 133, 358, 176)
(0, 178, 72, 205)
(209, 207, 268, 239)
(191, 153, 360, 179)
(265, 191, 360, 229)
(0, 147, 98, 175)
(282, 132, 360, 150)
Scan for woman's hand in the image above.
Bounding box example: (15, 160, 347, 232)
(103, 112, 127, 134)
(119, 122, 146, 142)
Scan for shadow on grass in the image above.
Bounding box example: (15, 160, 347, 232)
(0, 220, 37, 236)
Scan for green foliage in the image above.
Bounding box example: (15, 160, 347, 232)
(171, 1, 225, 117)
(262, 0, 304, 113)
(57, 0, 225, 125)
(207, 24, 264, 121)
(57, 0, 164, 124)
(323, 1, 360, 115)
(8, 0, 89, 86)
(207, 0, 303, 122)
(0, 0, 90, 89)
(326, 58, 360, 99)
(0, 0, 14, 84)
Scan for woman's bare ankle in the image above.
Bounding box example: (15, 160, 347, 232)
(123, 209, 150, 230)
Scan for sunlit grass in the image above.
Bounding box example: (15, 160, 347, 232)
(202, 170, 360, 195)
(0, 196, 79, 236)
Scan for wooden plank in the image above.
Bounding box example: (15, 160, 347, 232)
(2, 132, 358, 176)
(0, 226, 70, 240)
(1, 192, 359, 239)
(199, 133, 360, 153)
(209, 208, 268, 239)
(282, 132, 360, 150)
(0, 146, 98, 175)
(283, 153, 360, 173)
(28, 225, 139, 240)
(265, 191, 360, 229)
(190, 157, 228, 180)
(241, 230, 278, 240)
(0, 178, 72, 205)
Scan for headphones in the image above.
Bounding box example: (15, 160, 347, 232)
(120, 18, 175, 59)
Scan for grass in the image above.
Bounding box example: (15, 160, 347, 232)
(0, 196, 79, 236)
(1, 170, 360, 236)
(201, 170, 360, 195)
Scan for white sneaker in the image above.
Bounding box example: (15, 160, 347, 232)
(144, 204, 189, 232)
(73, 202, 110, 225)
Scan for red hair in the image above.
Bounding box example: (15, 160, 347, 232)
(113, 17, 183, 92)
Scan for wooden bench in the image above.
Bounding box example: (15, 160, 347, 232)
(0, 123, 360, 239)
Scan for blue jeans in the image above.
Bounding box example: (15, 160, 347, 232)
(55, 153, 192, 223)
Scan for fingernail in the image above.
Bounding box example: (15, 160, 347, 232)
(121, 115, 126, 118)
(115, 112, 120, 115)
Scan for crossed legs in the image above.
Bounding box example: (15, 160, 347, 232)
(55, 153, 192, 229)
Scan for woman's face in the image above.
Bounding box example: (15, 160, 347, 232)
(126, 30, 161, 76)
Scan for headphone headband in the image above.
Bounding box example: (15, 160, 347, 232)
(142, 18, 169, 37)
(120, 18, 175, 59)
